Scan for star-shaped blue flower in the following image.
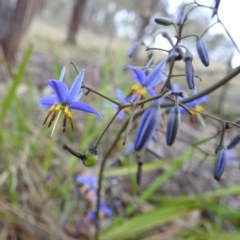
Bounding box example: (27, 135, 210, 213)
(171, 84, 209, 113)
(128, 61, 166, 98)
(106, 89, 136, 120)
(88, 201, 112, 221)
(39, 67, 102, 134)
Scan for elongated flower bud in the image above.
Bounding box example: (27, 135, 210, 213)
(227, 135, 240, 149)
(196, 37, 209, 67)
(176, 8, 187, 26)
(184, 51, 195, 89)
(155, 17, 173, 26)
(128, 41, 140, 57)
(214, 146, 227, 181)
(134, 103, 160, 151)
(166, 106, 180, 146)
(84, 147, 98, 167)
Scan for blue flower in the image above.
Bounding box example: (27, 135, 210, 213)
(105, 89, 136, 120)
(170, 84, 209, 113)
(39, 67, 102, 135)
(128, 61, 166, 98)
(88, 202, 112, 221)
(76, 174, 97, 190)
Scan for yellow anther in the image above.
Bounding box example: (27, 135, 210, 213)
(64, 107, 72, 118)
(55, 105, 61, 111)
(64, 107, 69, 114)
(132, 84, 141, 92)
(191, 105, 204, 116)
(49, 105, 55, 111)
(140, 88, 146, 98)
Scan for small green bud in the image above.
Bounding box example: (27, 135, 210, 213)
(154, 17, 173, 26)
(84, 148, 98, 167)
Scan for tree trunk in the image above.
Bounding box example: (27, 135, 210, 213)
(66, 0, 87, 44)
(0, 0, 43, 63)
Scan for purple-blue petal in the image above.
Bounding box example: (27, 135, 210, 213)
(48, 80, 69, 103)
(116, 89, 126, 103)
(69, 102, 102, 119)
(59, 66, 66, 82)
(39, 94, 58, 109)
(147, 87, 156, 97)
(117, 110, 125, 120)
(67, 70, 84, 103)
(128, 65, 146, 85)
(145, 61, 166, 87)
(101, 205, 112, 216)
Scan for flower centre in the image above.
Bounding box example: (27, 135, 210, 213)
(127, 84, 147, 100)
(42, 104, 74, 134)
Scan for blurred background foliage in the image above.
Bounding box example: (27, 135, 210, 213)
(0, 0, 240, 239)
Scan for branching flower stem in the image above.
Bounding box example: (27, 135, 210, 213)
(94, 110, 120, 148)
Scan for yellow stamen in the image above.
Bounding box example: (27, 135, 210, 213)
(42, 105, 55, 125)
(55, 105, 61, 111)
(140, 88, 146, 99)
(191, 105, 204, 116)
(64, 107, 74, 132)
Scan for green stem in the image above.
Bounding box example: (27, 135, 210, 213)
(171, 74, 202, 82)
(146, 47, 170, 53)
(94, 110, 120, 148)
(180, 34, 198, 40)
(123, 104, 137, 145)
(219, 19, 240, 54)
(82, 84, 121, 105)
(161, 61, 174, 92)
(200, 21, 219, 38)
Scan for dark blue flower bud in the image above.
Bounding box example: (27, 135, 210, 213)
(128, 41, 140, 57)
(166, 107, 180, 146)
(227, 135, 240, 149)
(196, 37, 209, 67)
(176, 8, 187, 26)
(214, 146, 227, 181)
(155, 17, 173, 26)
(184, 51, 195, 90)
(134, 103, 160, 151)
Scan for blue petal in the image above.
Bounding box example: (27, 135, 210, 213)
(67, 70, 84, 103)
(128, 65, 146, 85)
(59, 66, 66, 82)
(117, 110, 125, 120)
(145, 61, 166, 87)
(48, 80, 69, 103)
(101, 205, 112, 216)
(147, 87, 156, 97)
(69, 102, 103, 119)
(39, 94, 58, 108)
(116, 89, 126, 103)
